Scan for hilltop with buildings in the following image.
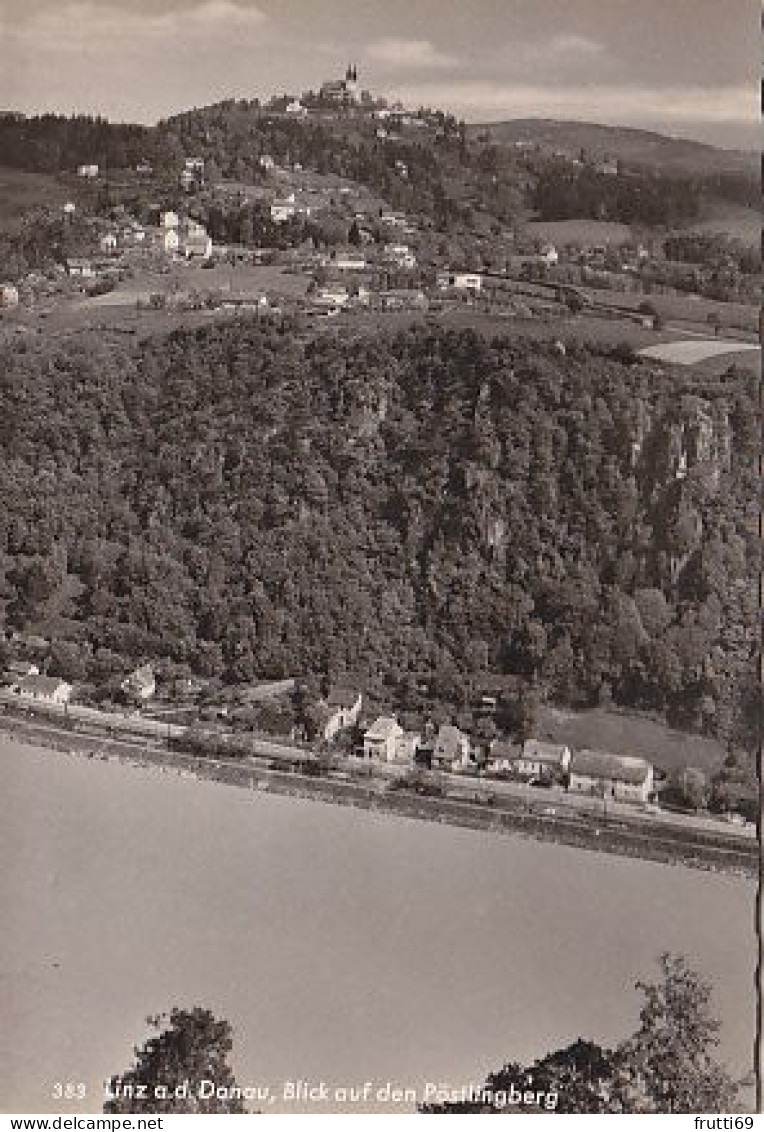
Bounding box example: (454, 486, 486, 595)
(0, 66, 759, 348)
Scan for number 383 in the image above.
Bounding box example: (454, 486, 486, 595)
(52, 1082, 87, 1100)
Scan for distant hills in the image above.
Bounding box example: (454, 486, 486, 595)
(468, 118, 758, 177)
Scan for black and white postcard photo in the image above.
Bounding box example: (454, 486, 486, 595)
(0, 0, 760, 1118)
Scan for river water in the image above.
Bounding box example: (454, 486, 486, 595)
(0, 740, 755, 1113)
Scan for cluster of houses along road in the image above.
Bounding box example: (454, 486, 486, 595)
(320, 688, 654, 805)
(1, 653, 653, 807)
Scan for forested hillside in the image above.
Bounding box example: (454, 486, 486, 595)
(0, 114, 154, 174)
(532, 163, 702, 227)
(0, 322, 757, 747)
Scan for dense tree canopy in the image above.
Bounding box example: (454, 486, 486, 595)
(533, 161, 704, 227)
(104, 1007, 246, 1114)
(0, 321, 756, 752)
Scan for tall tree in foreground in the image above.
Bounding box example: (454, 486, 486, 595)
(104, 1007, 247, 1113)
(421, 954, 742, 1113)
(618, 953, 741, 1113)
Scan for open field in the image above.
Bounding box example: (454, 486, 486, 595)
(689, 203, 762, 249)
(2, 261, 314, 333)
(597, 289, 759, 334)
(538, 705, 726, 776)
(493, 266, 759, 335)
(525, 218, 634, 246)
(78, 261, 311, 306)
(638, 338, 760, 366)
(450, 309, 673, 350)
(682, 350, 760, 379)
(1, 303, 214, 338)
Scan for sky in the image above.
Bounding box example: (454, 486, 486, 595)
(0, 0, 759, 148)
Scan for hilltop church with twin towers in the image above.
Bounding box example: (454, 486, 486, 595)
(320, 64, 360, 104)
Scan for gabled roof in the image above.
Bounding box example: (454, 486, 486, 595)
(327, 686, 360, 709)
(365, 716, 400, 740)
(569, 749, 651, 786)
(15, 675, 69, 696)
(521, 739, 569, 766)
(489, 739, 517, 761)
(184, 231, 210, 248)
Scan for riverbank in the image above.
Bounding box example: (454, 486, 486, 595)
(0, 713, 756, 878)
(1, 735, 755, 1114)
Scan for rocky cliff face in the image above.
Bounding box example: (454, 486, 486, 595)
(639, 394, 735, 587)
(648, 396, 732, 491)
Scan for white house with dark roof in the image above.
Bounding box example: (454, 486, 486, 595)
(99, 233, 118, 254)
(323, 686, 362, 741)
(183, 227, 212, 259)
(517, 739, 570, 779)
(363, 716, 403, 761)
(568, 749, 653, 804)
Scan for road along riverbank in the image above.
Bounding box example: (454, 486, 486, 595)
(0, 709, 756, 877)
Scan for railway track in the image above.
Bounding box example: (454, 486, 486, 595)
(1, 700, 756, 875)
